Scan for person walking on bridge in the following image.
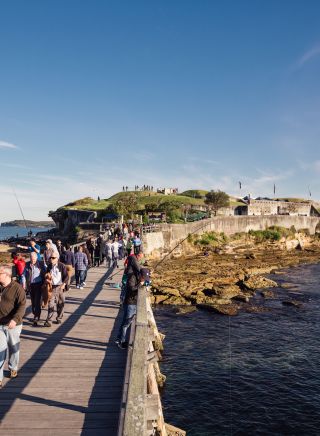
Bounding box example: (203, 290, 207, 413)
(60, 243, 74, 291)
(105, 239, 113, 269)
(44, 255, 68, 327)
(111, 238, 120, 268)
(0, 264, 26, 387)
(115, 254, 144, 349)
(74, 246, 88, 289)
(25, 252, 46, 326)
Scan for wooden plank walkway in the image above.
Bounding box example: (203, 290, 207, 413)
(0, 263, 127, 435)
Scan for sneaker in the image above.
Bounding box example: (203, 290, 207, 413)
(32, 320, 38, 327)
(80, 286, 84, 290)
(117, 341, 128, 350)
(10, 370, 18, 379)
(76, 285, 80, 289)
(55, 319, 62, 324)
(82, 282, 86, 286)
(44, 321, 52, 327)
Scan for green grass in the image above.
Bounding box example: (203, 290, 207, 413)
(60, 191, 205, 212)
(248, 226, 297, 242)
(61, 197, 110, 211)
(273, 197, 309, 203)
(181, 189, 209, 198)
(193, 231, 228, 246)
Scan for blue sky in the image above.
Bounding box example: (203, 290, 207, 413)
(1, 0, 320, 221)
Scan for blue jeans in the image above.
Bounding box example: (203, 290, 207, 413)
(117, 304, 136, 343)
(75, 270, 86, 286)
(0, 324, 23, 381)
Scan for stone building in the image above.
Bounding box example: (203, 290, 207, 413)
(235, 199, 320, 217)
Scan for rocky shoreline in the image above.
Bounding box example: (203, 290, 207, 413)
(150, 234, 320, 315)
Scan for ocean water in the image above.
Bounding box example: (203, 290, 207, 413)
(0, 226, 54, 240)
(155, 263, 320, 436)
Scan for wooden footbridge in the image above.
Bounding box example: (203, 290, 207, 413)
(0, 262, 185, 436)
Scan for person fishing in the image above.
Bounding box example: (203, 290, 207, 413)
(17, 238, 41, 261)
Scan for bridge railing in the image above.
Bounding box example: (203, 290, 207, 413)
(118, 286, 185, 436)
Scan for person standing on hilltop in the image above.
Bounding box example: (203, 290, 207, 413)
(17, 238, 41, 261)
(0, 264, 26, 387)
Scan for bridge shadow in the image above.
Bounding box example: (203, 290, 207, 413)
(81, 305, 126, 435)
(0, 265, 124, 434)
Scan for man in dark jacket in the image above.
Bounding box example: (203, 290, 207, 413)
(115, 254, 144, 349)
(0, 264, 26, 387)
(24, 252, 46, 326)
(44, 254, 68, 327)
(60, 243, 75, 291)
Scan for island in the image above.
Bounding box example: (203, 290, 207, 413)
(1, 220, 55, 228)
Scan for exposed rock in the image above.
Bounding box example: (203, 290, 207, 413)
(241, 276, 278, 291)
(261, 290, 275, 299)
(162, 296, 191, 305)
(232, 294, 250, 303)
(197, 303, 238, 316)
(159, 287, 181, 297)
(155, 295, 169, 304)
(244, 305, 270, 313)
(176, 306, 197, 315)
(282, 300, 302, 308)
(210, 285, 242, 299)
(280, 283, 293, 289)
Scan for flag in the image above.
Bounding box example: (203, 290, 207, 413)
(239, 181, 242, 190)
(308, 186, 312, 197)
(273, 184, 276, 195)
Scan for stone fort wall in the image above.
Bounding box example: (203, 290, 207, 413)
(143, 215, 320, 258)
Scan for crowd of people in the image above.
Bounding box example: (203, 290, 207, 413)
(0, 225, 149, 387)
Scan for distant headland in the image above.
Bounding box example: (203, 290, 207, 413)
(1, 220, 54, 228)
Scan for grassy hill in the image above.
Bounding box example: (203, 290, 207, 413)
(61, 191, 205, 211)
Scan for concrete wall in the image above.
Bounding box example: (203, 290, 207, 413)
(143, 215, 320, 258)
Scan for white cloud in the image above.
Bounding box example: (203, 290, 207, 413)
(295, 44, 320, 69)
(0, 140, 18, 149)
